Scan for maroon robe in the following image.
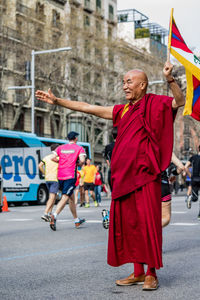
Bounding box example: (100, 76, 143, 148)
(107, 93, 174, 269)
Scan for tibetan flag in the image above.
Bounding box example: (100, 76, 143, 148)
(168, 9, 200, 121)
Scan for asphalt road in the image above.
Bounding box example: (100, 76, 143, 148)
(0, 192, 200, 300)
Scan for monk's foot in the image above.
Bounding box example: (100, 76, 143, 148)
(116, 273, 145, 286)
(142, 275, 159, 291)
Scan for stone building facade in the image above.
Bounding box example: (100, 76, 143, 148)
(0, 0, 176, 168)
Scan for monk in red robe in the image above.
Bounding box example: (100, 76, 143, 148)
(36, 61, 185, 290)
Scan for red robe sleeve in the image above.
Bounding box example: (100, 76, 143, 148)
(113, 104, 125, 127)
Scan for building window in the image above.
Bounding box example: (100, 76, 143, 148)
(108, 27, 112, 40)
(71, 65, 78, 82)
(84, 15, 90, 28)
(52, 9, 60, 26)
(96, 20, 101, 36)
(94, 73, 102, 91)
(14, 113, 24, 131)
(35, 115, 44, 136)
(95, 47, 103, 64)
(108, 50, 114, 66)
(109, 4, 114, 21)
(15, 90, 26, 103)
(51, 117, 60, 138)
(16, 18, 22, 33)
(35, 24, 44, 42)
(96, 0, 101, 12)
(83, 70, 91, 89)
(36, 2, 44, 18)
(84, 0, 90, 9)
(84, 40, 91, 59)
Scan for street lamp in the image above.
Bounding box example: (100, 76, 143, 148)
(8, 47, 71, 134)
(149, 80, 164, 85)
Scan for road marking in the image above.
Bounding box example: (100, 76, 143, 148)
(172, 211, 187, 214)
(170, 222, 199, 226)
(0, 242, 106, 262)
(7, 219, 33, 222)
(86, 220, 102, 223)
(6, 219, 102, 223)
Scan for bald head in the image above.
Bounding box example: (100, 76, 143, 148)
(123, 69, 148, 103)
(125, 69, 148, 85)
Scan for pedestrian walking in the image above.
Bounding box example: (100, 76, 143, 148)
(49, 131, 86, 231)
(161, 153, 185, 227)
(185, 167, 192, 202)
(104, 127, 117, 192)
(83, 158, 97, 207)
(74, 170, 81, 206)
(36, 60, 185, 290)
(185, 146, 200, 219)
(79, 165, 85, 207)
(38, 144, 60, 222)
(94, 165, 104, 206)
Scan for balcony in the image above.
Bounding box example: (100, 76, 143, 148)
(69, 0, 81, 6)
(95, 7, 105, 18)
(16, 1, 46, 23)
(52, 21, 63, 31)
(52, 0, 67, 4)
(35, 98, 46, 109)
(84, 0, 93, 13)
(108, 13, 116, 25)
(0, 24, 22, 41)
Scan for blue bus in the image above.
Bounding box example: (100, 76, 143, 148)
(0, 129, 91, 205)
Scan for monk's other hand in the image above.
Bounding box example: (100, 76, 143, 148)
(35, 88, 57, 105)
(163, 61, 174, 80)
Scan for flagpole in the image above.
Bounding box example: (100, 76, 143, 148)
(167, 8, 174, 62)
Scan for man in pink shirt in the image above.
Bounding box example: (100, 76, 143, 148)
(50, 131, 86, 231)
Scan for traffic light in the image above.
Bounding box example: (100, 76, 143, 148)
(25, 61, 31, 81)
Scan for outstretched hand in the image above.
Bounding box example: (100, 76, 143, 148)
(35, 88, 57, 105)
(163, 61, 174, 80)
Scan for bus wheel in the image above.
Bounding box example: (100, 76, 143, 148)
(37, 185, 48, 205)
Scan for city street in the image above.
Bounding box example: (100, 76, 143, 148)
(0, 193, 200, 300)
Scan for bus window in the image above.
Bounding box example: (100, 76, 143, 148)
(0, 137, 28, 148)
(40, 141, 63, 147)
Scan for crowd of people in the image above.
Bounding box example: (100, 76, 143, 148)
(39, 133, 109, 230)
(35, 60, 200, 291)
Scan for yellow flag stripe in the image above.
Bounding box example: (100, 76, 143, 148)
(183, 70, 193, 116)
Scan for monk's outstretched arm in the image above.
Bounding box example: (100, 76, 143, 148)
(163, 61, 185, 109)
(35, 89, 113, 120)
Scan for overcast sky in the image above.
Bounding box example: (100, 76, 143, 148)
(117, 0, 200, 52)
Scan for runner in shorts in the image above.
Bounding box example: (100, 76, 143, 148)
(83, 158, 97, 208)
(49, 131, 86, 231)
(38, 144, 60, 222)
